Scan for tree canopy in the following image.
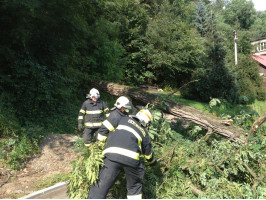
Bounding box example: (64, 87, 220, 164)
(0, 0, 265, 126)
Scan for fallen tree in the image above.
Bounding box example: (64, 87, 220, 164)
(90, 80, 247, 143)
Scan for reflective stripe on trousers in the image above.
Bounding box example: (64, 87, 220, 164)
(85, 122, 102, 127)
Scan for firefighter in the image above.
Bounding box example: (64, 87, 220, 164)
(96, 96, 132, 142)
(88, 109, 157, 199)
(78, 88, 109, 146)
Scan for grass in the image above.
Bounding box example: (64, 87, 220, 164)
(148, 90, 265, 118)
(249, 100, 266, 115)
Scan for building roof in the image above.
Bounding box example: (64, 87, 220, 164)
(251, 54, 266, 67)
(250, 37, 266, 43)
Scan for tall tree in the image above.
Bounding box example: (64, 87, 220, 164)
(143, 0, 204, 87)
(181, 6, 237, 103)
(250, 11, 266, 40)
(194, 0, 211, 37)
(223, 0, 256, 30)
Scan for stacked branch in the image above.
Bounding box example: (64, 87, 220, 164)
(90, 80, 247, 143)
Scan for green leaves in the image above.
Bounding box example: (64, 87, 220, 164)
(223, 0, 256, 30)
(67, 142, 104, 199)
(209, 98, 221, 109)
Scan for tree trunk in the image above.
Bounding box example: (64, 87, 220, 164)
(90, 80, 247, 143)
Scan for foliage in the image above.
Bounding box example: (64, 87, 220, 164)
(194, 0, 211, 37)
(256, 87, 266, 101)
(145, 113, 265, 199)
(250, 100, 266, 116)
(0, 0, 125, 130)
(209, 98, 221, 109)
(67, 141, 104, 199)
(0, 126, 44, 170)
(250, 11, 266, 40)
(143, 0, 204, 87)
(0, 107, 45, 170)
(148, 108, 180, 145)
(1, 0, 265, 138)
(236, 55, 265, 104)
(0, 113, 18, 138)
(181, 6, 239, 103)
(67, 104, 265, 199)
(223, 0, 256, 30)
(0, 0, 265, 195)
(233, 110, 258, 131)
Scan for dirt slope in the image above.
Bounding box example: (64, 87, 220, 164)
(0, 133, 79, 199)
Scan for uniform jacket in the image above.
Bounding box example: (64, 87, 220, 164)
(78, 99, 109, 128)
(97, 108, 128, 140)
(103, 115, 155, 167)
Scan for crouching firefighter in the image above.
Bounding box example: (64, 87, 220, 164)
(96, 96, 132, 142)
(78, 88, 109, 146)
(88, 109, 157, 199)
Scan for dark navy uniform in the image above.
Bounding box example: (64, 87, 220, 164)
(88, 115, 156, 199)
(78, 99, 109, 144)
(96, 108, 128, 141)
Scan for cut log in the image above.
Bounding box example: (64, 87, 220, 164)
(90, 80, 247, 143)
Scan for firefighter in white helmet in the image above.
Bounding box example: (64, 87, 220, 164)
(89, 109, 157, 199)
(96, 96, 132, 141)
(78, 88, 110, 146)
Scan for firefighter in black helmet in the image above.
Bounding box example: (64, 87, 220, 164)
(78, 88, 109, 146)
(96, 96, 132, 141)
(88, 109, 157, 199)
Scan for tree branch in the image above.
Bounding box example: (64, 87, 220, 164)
(199, 127, 213, 143)
(186, 179, 203, 197)
(252, 172, 265, 191)
(249, 114, 266, 137)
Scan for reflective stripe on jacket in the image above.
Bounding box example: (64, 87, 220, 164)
(78, 99, 109, 128)
(97, 108, 128, 140)
(103, 116, 155, 167)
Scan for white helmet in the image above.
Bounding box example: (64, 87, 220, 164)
(114, 96, 131, 109)
(136, 109, 152, 127)
(87, 88, 100, 99)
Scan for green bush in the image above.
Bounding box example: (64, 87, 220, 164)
(180, 65, 238, 103)
(0, 126, 44, 170)
(256, 86, 266, 101)
(6, 136, 40, 170)
(0, 114, 18, 138)
(237, 56, 264, 103)
(238, 78, 256, 104)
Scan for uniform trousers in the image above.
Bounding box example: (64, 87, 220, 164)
(88, 157, 145, 199)
(83, 127, 98, 144)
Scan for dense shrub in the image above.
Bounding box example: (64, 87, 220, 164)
(236, 56, 264, 104)
(180, 65, 238, 103)
(237, 78, 256, 104)
(256, 87, 266, 101)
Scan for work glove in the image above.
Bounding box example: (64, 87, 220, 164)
(78, 124, 83, 131)
(149, 160, 158, 167)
